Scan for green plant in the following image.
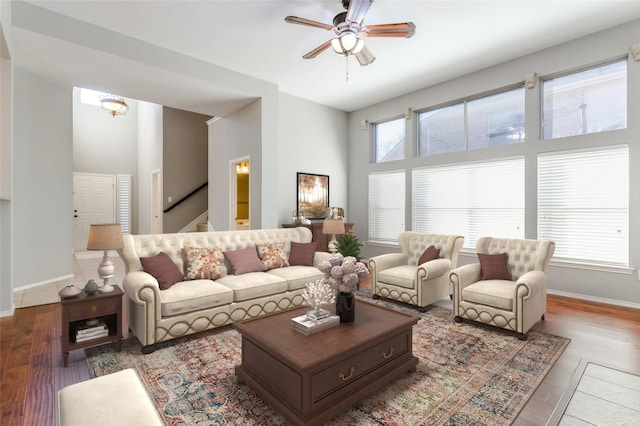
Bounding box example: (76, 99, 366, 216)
(336, 232, 363, 260)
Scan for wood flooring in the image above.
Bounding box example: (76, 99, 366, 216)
(1, 293, 639, 426)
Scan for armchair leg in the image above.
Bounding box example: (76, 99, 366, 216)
(372, 294, 381, 300)
(454, 316, 463, 323)
(541, 314, 545, 321)
(517, 333, 528, 341)
(141, 345, 156, 354)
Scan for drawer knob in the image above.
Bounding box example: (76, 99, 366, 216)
(339, 366, 355, 381)
(381, 347, 394, 359)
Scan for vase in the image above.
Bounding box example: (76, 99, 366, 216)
(336, 291, 355, 322)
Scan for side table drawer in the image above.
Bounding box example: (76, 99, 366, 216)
(311, 331, 410, 401)
(67, 298, 120, 321)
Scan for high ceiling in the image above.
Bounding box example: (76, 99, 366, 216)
(9, 0, 640, 115)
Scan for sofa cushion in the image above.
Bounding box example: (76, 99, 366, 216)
(160, 280, 234, 317)
(288, 242, 317, 266)
(462, 280, 514, 310)
(223, 247, 267, 275)
(378, 265, 417, 289)
(140, 252, 183, 290)
(256, 242, 289, 270)
(478, 252, 512, 281)
(183, 246, 226, 280)
(418, 245, 440, 265)
(267, 266, 326, 291)
(215, 273, 288, 302)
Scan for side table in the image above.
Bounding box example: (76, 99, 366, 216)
(60, 286, 123, 367)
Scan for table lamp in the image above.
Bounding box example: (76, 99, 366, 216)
(87, 224, 123, 293)
(322, 219, 345, 253)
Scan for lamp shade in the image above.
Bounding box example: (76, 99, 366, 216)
(322, 219, 345, 235)
(87, 224, 123, 250)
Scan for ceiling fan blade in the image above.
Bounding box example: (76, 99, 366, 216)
(362, 22, 416, 38)
(346, 0, 373, 25)
(303, 40, 333, 59)
(355, 45, 376, 66)
(285, 16, 334, 31)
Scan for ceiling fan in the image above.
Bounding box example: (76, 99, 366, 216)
(285, 0, 416, 66)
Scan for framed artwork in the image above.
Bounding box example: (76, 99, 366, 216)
(297, 172, 329, 220)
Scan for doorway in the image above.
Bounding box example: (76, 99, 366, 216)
(72, 173, 116, 252)
(230, 158, 250, 230)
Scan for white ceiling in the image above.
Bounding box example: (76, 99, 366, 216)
(10, 0, 640, 114)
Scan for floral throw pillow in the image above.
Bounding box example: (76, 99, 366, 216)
(256, 242, 290, 270)
(183, 246, 226, 280)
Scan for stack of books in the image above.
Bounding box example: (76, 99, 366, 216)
(75, 319, 109, 343)
(291, 313, 339, 336)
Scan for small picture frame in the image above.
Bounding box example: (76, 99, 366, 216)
(297, 172, 329, 220)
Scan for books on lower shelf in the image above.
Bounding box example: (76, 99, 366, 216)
(75, 319, 109, 342)
(291, 314, 339, 336)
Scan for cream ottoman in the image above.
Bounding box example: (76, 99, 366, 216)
(57, 368, 162, 426)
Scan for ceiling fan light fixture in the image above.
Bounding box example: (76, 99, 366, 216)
(100, 95, 129, 117)
(331, 32, 364, 55)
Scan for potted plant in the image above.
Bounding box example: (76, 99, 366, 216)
(335, 231, 363, 260)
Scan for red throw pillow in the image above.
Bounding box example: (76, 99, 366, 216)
(140, 252, 183, 290)
(418, 245, 440, 265)
(223, 247, 266, 275)
(288, 242, 317, 266)
(478, 252, 512, 280)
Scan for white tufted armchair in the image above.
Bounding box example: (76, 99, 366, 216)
(368, 232, 464, 310)
(450, 237, 555, 338)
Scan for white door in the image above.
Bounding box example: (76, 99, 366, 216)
(73, 173, 116, 252)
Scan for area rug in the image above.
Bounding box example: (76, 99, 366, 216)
(86, 298, 569, 425)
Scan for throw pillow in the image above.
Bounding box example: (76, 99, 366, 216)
(288, 242, 317, 266)
(256, 242, 289, 270)
(140, 252, 183, 290)
(183, 246, 226, 280)
(478, 252, 512, 280)
(418, 245, 440, 265)
(224, 247, 266, 275)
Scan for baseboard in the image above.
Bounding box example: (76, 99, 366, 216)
(0, 304, 15, 318)
(547, 289, 640, 310)
(13, 273, 73, 292)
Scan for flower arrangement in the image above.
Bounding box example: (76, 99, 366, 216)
(318, 253, 369, 293)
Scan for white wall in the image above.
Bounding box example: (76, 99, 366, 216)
(278, 93, 349, 225)
(13, 68, 73, 289)
(137, 101, 163, 234)
(348, 20, 640, 307)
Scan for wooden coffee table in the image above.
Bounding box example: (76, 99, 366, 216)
(234, 300, 419, 426)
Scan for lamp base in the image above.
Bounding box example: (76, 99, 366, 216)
(328, 236, 338, 253)
(98, 284, 115, 293)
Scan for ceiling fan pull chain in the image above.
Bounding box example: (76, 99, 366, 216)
(346, 55, 349, 82)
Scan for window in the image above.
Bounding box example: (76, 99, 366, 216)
(538, 146, 629, 267)
(412, 158, 524, 249)
(467, 88, 525, 149)
(418, 87, 525, 157)
(374, 118, 405, 163)
(369, 171, 405, 242)
(117, 174, 132, 234)
(542, 60, 627, 139)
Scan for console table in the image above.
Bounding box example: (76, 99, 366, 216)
(282, 223, 353, 252)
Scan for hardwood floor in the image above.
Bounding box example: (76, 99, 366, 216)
(1, 294, 638, 426)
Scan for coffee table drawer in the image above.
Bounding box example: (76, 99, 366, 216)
(311, 331, 410, 401)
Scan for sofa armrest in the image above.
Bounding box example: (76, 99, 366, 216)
(123, 271, 162, 320)
(368, 253, 409, 273)
(417, 258, 450, 280)
(449, 263, 482, 290)
(313, 251, 332, 267)
(514, 270, 547, 300)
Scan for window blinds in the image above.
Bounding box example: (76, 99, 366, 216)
(368, 171, 405, 243)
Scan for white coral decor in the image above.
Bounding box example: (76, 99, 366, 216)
(318, 253, 369, 293)
(302, 279, 335, 311)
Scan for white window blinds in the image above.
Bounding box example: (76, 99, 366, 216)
(368, 171, 405, 243)
(412, 158, 524, 249)
(538, 146, 629, 267)
(116, 174, 132, 234)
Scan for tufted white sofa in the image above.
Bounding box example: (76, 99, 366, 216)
(119, 227, 329, 353)
(368, 232, 464, 310)
(450, 237, 555, 338)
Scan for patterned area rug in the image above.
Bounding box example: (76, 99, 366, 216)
(86, 296, 569, 425)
